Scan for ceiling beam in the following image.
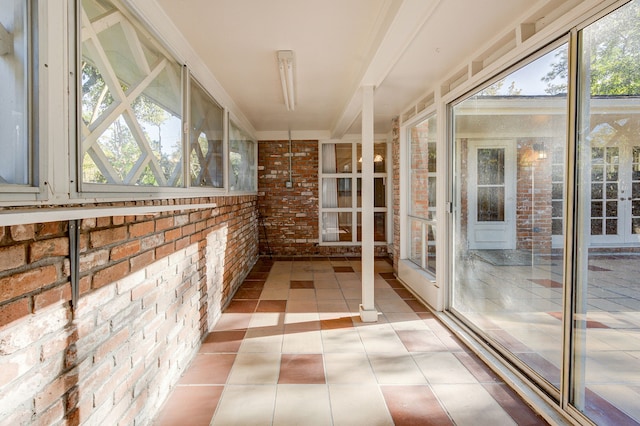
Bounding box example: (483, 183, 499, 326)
(330, 0, 442, 139)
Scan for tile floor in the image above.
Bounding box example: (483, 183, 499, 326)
(155, 257, 547, 425)
(454, 252, 640, 424)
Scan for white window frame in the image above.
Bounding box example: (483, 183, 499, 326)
(318, 139, 390, 246)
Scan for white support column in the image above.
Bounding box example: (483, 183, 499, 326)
(360, 85, 378, 323)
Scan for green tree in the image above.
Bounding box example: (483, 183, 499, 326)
(542, 1, 640, 95)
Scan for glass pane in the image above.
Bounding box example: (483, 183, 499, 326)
(322, 178, 352, 208)
(357, 212, 386, 242)
(337, 212, 352, 242)
(190, 79, 223, 187)
(229, 121, 256, 192)
(477, 187, 504, 221)
(334, 144, 352, 173)
(374, 178, 386, 207)
(477, 148, 505, 185)
(0, 0, 30, 185)
(81, 0, 183, 187)
(409, 115, 437, 220)
(356, 143, 387, 173)
(452, 44, 568, 390)
(573, 2, 640, 424)
(409, 219, 423, 267)
(322, 144, 352, 173)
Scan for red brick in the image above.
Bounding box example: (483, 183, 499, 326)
(97, 217, 111, 228)
(155, 217, 174, 231)
(0, 245, 26, 272)
(81, 218, 96, 230)
(10, 224, 35, 241)
(79, 249, 110, 273)
(0, 298, 30, 327)
(36, 222, 63, 238)
(155, 242, 175, 259)
(90, 227, 127, 248)
(175, 236, 190, 251)
(93, 261, 130, 289)
(112, 216, 125, 225)
(0, 265, 59, 301)
(129, 221, 155, 238)
(130, 250, 155, 272)
(29, 237, 69, 262)
(34, 284, 72, 311)
(164, 228, 181, 241)
(110, 240, 141, 261)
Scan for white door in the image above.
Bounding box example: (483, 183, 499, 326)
(468, 140, 516, 250)
(590, 143, 640, 245)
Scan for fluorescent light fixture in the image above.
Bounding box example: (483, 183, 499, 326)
(277, 50, 295, 111)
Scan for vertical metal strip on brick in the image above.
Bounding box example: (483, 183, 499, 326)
(69, 219, 80, 312)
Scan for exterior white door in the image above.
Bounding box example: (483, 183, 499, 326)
(468, 140, 516, 250)
(590, 143, 640, 245)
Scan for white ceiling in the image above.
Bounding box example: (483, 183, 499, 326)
(155, 0, 535, 139)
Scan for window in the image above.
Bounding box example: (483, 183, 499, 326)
(228, 120, 256, 192)
(320, 141, 388, 244)
(190, 78, 224, 187)
(80, 0, 183, 188)
(0, 0, 34, 187)
(79, 0, 257, 195)
(407, 114, 437, 274)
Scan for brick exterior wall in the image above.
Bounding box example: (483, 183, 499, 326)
(258, 140, 389, 257)
(516, 139, 552, 252)
(0, 196, 258, 425)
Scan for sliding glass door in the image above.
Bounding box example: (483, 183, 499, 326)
(572, 2, 640, 423)
(450, 2, 640, 423)
(451, 43, 569, 390)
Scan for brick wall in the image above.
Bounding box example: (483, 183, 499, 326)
(0, 196, 258, 425)
(258, 140, 388, 257)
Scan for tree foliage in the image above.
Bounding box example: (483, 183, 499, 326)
(542, 1, 640, 95)
(81, 61, 180, 186)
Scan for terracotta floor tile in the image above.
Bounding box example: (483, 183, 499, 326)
(240, 280, 265, 289)
(381, 385, 453, 426)
(320, 316, 355, 330)
(156, 385, 223, 426)
(379, 272, 396, 280)
(482, 383, 548, 426)
(406, 299, 429, 313)
(290, 280, 314, 289)
(386, 279, 405, 288)
(529, 278, 563, 288)
(333, 266, 355, 273)
(235, 288, 262, 299)
(454, 352, 501, 383)
(256, 300, 287, 312)
(247, 271, 270, 280)
(224, 300, 258, 313)
(393, 288, 415, 299)
(278, 354, 326, 384)
(200, 330, 246, 353)
(179, 354, 236, 385)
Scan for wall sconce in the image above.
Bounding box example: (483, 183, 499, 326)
(533, 143, 547, 160)
(277, 50, 295, 111)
